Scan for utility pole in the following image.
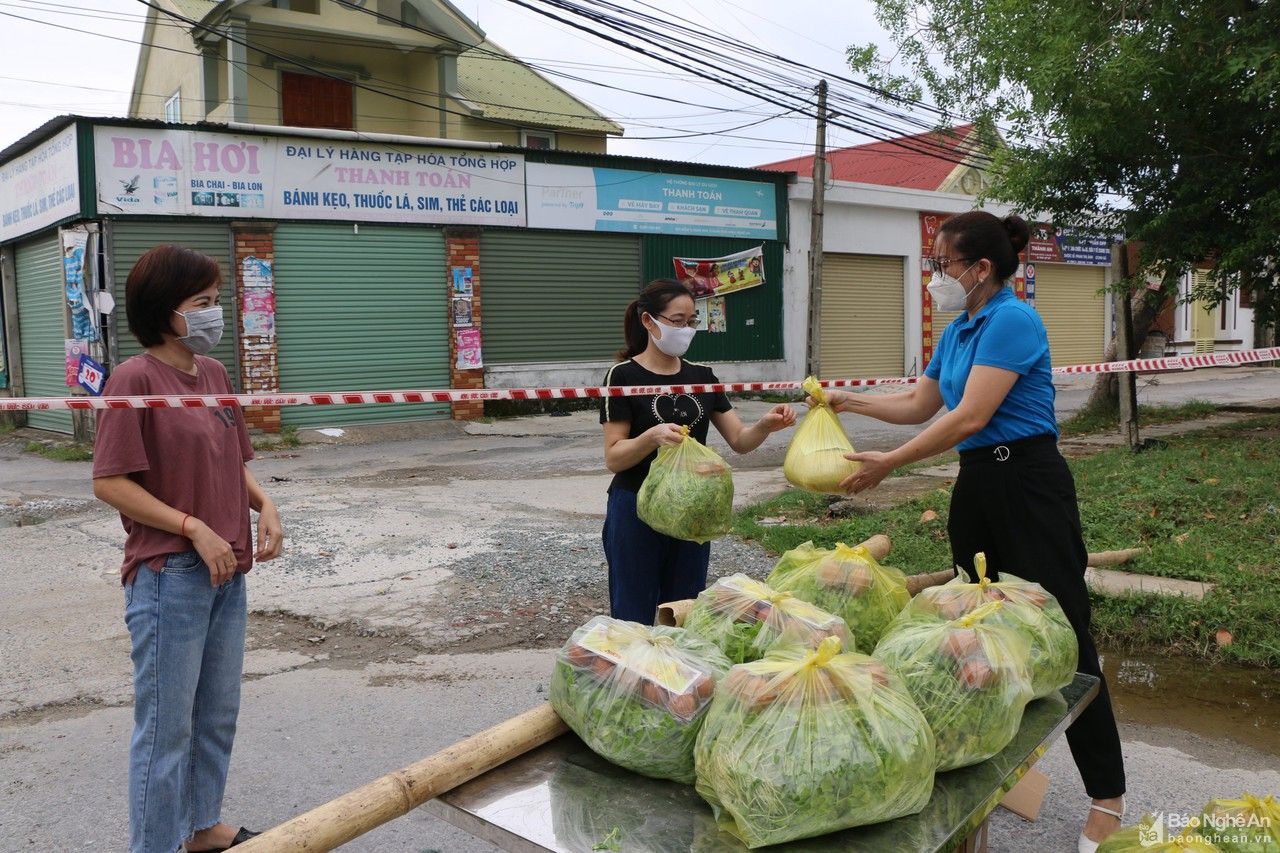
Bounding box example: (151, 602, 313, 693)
(805, 79, 828, 379)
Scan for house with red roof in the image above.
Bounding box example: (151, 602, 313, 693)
(759, 124, 991, 195)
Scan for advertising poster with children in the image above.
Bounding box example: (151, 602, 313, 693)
(672, 245, 765, 298)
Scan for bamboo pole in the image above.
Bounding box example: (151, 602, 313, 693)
(906, 569, 958, 597)
(236, 703, 567, 853)
(1087, 548, 1144, 567)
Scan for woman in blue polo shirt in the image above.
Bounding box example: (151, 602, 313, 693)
(822, 212, 1125, 852)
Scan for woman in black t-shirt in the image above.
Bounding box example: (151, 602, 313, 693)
(600, 279, 795, 624)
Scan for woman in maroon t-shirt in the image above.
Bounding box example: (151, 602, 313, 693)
(93, 245, 283, 853)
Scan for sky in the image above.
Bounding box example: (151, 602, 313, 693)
(0, 0, 905, 168)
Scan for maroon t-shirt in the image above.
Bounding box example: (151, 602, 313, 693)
(92, 353, 255, 584)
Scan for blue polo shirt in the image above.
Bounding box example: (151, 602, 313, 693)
(924, 287, 1058, 451)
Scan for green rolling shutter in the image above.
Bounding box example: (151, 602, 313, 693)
(15, 233, 72, 433)
(110, 221, 239, 386)
(481, 231, 641, 363)
(641, 236, 784, 362)
(273, 224, 449, 427)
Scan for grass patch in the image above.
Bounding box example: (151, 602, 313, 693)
(252, 425, 301, 452)
(1058, 399, 1219, 437)
(24, 440, 94, 462)
(734, 414, 1280, 668)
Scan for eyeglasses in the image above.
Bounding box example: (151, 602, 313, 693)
(924, 256, 976, 274)
(656, 312, 701, 329)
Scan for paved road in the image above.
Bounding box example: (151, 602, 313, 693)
(3, 366, 1278, 851)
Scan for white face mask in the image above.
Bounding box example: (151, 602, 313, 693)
(927, 262, 980, 312)
(648, 316, 696, 357)
(173, 306, 224, 355)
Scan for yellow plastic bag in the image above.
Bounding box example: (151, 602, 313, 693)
(783, 376, 859, 494)
(1200, 793, 1280, 852)
(637, 429, 734, 544)
(694, 636, 936, 848)
(682, 573, 851, 664)
(767, 540, 910, 654)
(873, 600, 1034, 771)
(1098, 815, 1225, 852)
(893, 553, 1079, 699)
(550, 616, 732, 784)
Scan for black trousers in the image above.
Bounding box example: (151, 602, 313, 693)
(948, 434, 1126, 799)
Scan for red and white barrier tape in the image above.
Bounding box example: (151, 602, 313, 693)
(3, 347, 1278, 411)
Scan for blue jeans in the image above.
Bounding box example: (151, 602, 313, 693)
(602, 488, 711, 625)
(124, 552, 247, 853)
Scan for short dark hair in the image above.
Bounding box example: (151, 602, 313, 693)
(125, 245, 222, 347)
(939, 211, 1032, 281)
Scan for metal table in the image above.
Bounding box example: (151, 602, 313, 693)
(427, 673, 1100, 852)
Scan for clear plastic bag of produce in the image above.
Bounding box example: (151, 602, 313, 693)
(1200, 793, 1280, 853)
(893, 552, 1078, 698)
(550, 616, 731, 784)
(1098, 816, 1225, 853)
(783, 376, 860, 494)
(767, 540, 911, 654)
(683, 573, 852, 664)
(873, 600, 1034, 771)
(637, 428, 734, 544)
(694, 636, 936, 848)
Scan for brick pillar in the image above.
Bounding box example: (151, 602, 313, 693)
(445, 228, 484, 420)
(232, 223, 281, 434)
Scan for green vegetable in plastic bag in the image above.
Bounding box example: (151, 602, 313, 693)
(783, 376, 859, 494)
(637, 428, 734, 543)
(550, 616, 731, 784)
(893, 552, 1078, 698)
(873, 600, 1034, 771)
(694, 636, 936, 848)
(767, 540, 910, 654)
(1098, 815, 1225, 852)
(683, 573, 851, 664)
(1200, 793, 1280, 853)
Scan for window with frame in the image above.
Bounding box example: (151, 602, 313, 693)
(164, 92, 182, 123)
(281, 70, 355, 130)
(269, 0, 319, 11)
(521, 130, 556, 150)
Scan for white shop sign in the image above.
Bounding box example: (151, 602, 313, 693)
(94, 126, 526, 227)
(0, 125, 81, 242)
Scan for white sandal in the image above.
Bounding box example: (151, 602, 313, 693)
(1078, 799, 1126, 853)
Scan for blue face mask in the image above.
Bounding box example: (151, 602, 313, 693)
(173, 306, 224, 354)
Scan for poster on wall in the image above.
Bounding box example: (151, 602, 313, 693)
(0, 125, 80, 243)
(451, 266, 474, 297)
(64, 339, 88, 387)
(452, 296, 473, 328)
(673, 246, 765, 298)
(526, 162, 777, 239)
(242, 290, 276, 337)
(694, 296, 727, 333)
(94, 126, 526, 227)
(455, 328, 482, 369)
(61, 229, 96, 342)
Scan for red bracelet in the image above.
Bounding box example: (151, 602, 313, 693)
(180, 514, 191, 538)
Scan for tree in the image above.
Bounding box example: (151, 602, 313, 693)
(851, 0, 1280, 409)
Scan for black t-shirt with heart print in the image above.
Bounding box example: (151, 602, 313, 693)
(599, 358, 733, 493)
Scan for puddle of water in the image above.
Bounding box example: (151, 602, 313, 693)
(1102, 650, 1280, 759)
